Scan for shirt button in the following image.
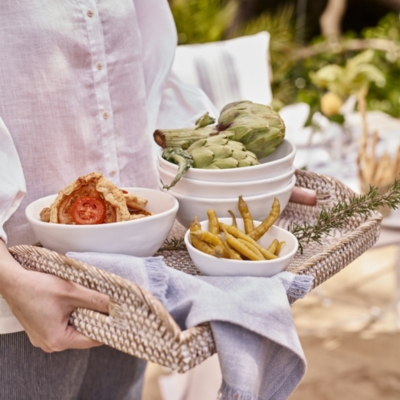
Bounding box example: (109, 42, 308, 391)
(110, 170, 116, 177)
(102, 112, 109, 120)
(96, 63, 103, 70)
(87, 10, 94, 17)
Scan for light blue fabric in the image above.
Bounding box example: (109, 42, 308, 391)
(68, 252, 314, 400)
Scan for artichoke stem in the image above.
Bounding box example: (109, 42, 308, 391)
(161, 148, 194, 190)
(154, 126, 219, 149)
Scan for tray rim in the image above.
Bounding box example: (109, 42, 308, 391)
(7, 168, 382, 372)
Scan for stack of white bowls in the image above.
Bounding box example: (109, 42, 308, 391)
(156, 139, 297, 228)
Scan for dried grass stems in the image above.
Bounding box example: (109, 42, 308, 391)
(357, 88, 400, 189)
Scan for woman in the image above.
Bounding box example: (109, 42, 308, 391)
(0, 1, 215, 398)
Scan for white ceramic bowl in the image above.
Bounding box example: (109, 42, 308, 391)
(157, 164, 295, 199)
(184, 218, 298, 277)
(161, 175, 296, 228)
(25, 188, 179, 257)
(157, 139, 296, 182)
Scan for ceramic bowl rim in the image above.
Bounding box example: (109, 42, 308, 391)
(157, 164, 296, 187)
(161, 176, 296, 202)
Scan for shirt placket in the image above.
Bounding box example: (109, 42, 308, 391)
(79, 0, 120, 183)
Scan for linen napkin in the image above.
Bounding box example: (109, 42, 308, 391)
(67, 251, 313, 400)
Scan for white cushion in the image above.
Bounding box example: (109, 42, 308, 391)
(172, 32, 272, 112)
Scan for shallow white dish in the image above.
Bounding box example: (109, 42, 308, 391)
(157, 164, 295, 199)
(184, 218, 298, 277)
(25, 187, 179, 257)
(157, 139, 296, 182)
(162, 176, 296, 228)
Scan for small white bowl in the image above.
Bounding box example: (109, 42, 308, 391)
(161, 176, 296, 228)
(25, 188, 179, 257)
(157, 164, 295, 198)
(157, 139, 296, 182)
(184, 218, 298, 277)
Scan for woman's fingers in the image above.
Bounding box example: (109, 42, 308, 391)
(290, 186, 317, 206)
(70, 283, 110, 315)
(62, 326, 104, 350)
(31, 327, 104, 352)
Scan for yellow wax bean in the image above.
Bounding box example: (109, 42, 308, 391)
(248, 198, 280, 241)
(227, 210, 237, 228)
(222, 226, 262, 261)
(207, 209, 220, 235)
(190, 233, 214, 255)
(238, 195, 254, 234)
(212, 244, 230, 258)
(267, 239, 279, 254)
(238, 238, 265, 259)
(189, 216, 201, 233)
(221, 223, 277, 260)
(275, 241, 286, 256)
(191, 230, 223, 247)
(219, 234, 242, 260)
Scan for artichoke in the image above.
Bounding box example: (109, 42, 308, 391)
(188, 133, 259, 169)
(161, 133, 259, 189)
(218, 101, 285, 159)
(153, 100, 286, 160)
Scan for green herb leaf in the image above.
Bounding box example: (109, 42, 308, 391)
(158, 237, 186, 251)
(289, 179, 400, 253)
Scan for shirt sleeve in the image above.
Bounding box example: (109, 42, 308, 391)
(156, 71, 219, 130)
(0, 117, 26, 244)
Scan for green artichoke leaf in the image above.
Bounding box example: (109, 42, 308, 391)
(184, 133, 259, 169)
(207, 145, 234, 159)
(217, 101, 285, 159)
(231, 149, 247, 160)
(238, 158, 257, 167)
(188, 146, 215, 168)
(210, 157, 239, 169)
(161, 147, 194, 190)
(201, 133, 233, 146)
(195, 112, 216, 128)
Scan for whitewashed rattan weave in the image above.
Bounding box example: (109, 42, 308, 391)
(8, 169, 382, 373)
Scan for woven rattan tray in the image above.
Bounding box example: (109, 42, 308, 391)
(8, 169, 382, 373)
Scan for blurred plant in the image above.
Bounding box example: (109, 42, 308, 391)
(309, 49, 385, 121)
(286, 13, 400, 120)
(169, 0, 237, 44)
(310, 50, 385, 99)
(362, 13, 400, 118)
(169, 2, 400, 119)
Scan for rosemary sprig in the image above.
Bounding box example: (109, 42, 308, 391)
(288, 179, 400, 254)
(158, 237, 186, 251)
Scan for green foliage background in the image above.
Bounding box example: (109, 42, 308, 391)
(169, 1, 400, 119)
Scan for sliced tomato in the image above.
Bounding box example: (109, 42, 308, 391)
(71, 196, 106, 225)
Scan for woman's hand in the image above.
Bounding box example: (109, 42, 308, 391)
(0, 241, 109, 353)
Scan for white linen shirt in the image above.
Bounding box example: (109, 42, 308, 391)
(0, 0, 217, 334)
